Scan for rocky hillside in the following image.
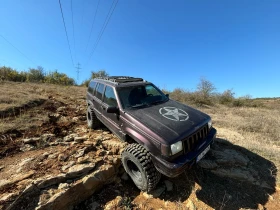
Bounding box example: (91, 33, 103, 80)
(0, 82, 279, 210)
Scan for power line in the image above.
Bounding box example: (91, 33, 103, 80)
(85, 0, 119, 67)
(58, 0, 75, 67)
(85, 0, 101, 53)
(71, 0, 76, 61)
(0, 34, 36, 66)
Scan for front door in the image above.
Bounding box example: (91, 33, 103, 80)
(101, 86, 122, 138)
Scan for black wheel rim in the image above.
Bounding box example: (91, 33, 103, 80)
(127, 160, 142, 183)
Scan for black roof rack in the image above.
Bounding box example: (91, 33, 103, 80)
(95, 76, 145, 83)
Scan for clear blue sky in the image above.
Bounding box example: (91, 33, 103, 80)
(0, 0, 279, 98)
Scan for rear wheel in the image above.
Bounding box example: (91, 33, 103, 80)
(87, 106, 101, 129)
(121, 143, 161, 192)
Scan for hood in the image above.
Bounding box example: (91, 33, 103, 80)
(125, 99, 210, 144)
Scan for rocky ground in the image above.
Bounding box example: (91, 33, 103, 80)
(0, 83, 279, 210)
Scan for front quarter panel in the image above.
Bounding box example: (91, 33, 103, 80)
(120, 112, 162, 157)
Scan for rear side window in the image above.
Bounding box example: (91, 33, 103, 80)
(104, 86, 117, 107)
(88, 81, 96, 94)
(96, 83, 105, 100)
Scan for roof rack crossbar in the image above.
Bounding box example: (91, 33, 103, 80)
(95, 76, 144, 83)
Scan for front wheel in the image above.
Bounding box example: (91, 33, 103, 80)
(121, 143, 161, 192)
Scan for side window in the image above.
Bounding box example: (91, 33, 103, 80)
(145, 85, 161, 96)
(96, 83, 105, 100)
(88, 81, 96, 94)
(104, 86, 117, 107)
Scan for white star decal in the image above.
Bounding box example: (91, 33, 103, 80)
(159, 107, 189, 121)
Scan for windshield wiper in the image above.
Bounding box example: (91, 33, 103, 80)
(130, 103, 149, 108)
(150, 98, 168, 105)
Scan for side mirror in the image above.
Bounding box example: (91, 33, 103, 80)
(165, 94, 169, 98)
(106, 106, 119, 114)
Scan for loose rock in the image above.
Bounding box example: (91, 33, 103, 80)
(74, 136, 87, 143)
(58, 154, 68, 161)
(22, 137, 41, 144)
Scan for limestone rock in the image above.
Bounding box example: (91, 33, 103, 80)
(74, 148, 86, 158)
(22, 137, 41, 144)
(186, 199, 196, 210)
(48, 153, 58, 159)
(37, 164, 117, 210)
(19, 157, 35, 166)
(74, 136, 87, 143)
(58, 154, 68, 161)
(101, 139, 127, 155)
(63, 134, 78, 142)
(0, 170, 35, 190)
(41, 134, 55, 142)
(72, 117, 79, 122)
(82, 164, 115, 190)
(0, 192, 16, 202)
(61, 161, 76, 171)
(142, 192, 153, 199)
(104, 196, 122, 210)
(57, 106, 66, 112)
(67, 163, 95, 178)
(58, 183, 69, 190)
(20, 144, 35, 152)
(77, 156, 89, 164)
(35, 174, 67, 189)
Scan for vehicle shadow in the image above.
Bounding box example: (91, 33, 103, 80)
(160, 138, 277, 209)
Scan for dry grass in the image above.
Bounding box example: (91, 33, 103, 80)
(0, 81, 86, 111)
(199, 102, 280, 186)
(0, 81, 86, 133)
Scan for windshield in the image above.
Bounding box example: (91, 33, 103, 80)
(117, 84, 168, 109)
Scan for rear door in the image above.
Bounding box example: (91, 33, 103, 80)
(93, 83, 105, 120)
(86, 80, 97, 102)
(101, 85, 122, 137)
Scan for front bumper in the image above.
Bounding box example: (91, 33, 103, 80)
(151, 128, 216, 178)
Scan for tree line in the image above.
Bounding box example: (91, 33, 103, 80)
(0, 66, 76, 85)
(0, 66, 260, 107)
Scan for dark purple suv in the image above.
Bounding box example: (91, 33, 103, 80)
(86, 77, 216, 192)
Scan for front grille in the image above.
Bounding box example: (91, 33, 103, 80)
(183, 124, 209, 153)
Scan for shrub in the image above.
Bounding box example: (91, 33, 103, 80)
(219, 89, 235, 105)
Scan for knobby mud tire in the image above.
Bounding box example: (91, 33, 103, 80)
(87, 106, 101, 129)
(122, 143, 161, 192)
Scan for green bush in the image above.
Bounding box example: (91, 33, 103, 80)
(81, 70, 109, 87)
(219, 89, 235, 105)
(0, 65, 75, 86)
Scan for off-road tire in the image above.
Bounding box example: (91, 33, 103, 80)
(87, 106, 101, 129)
(121, 143, 161, 192)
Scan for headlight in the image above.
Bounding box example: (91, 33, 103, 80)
(208, 119, 212, 129)
(170, 141, 183, 155)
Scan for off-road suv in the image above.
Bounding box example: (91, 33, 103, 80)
(86, 76, 216, 192)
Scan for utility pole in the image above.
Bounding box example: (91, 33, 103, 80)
(76, 62, 81, 84)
